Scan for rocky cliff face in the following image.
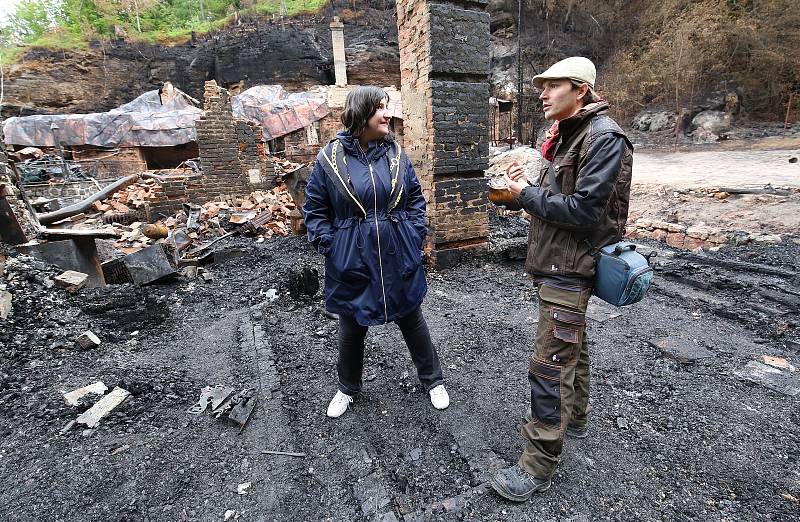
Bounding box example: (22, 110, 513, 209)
(2, 42, 196, 117)
(1, 4, 399, 118)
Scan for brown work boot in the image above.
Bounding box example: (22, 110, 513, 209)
(524, 408, 589, 438)
(490, 465, 551, 502)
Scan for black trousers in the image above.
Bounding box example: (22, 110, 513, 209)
(337, 307, 444, 395)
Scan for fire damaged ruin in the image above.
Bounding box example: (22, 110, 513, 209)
(1, 1, 799, 521)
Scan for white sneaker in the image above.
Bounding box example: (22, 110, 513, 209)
(429, 384, 450, 410)
(326, 390, 353, 418)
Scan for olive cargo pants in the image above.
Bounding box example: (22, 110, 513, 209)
(519, 284, 592, 479)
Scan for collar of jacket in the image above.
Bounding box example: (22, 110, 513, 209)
(557, 101, 610, 142)
(336, 131, 394, 163)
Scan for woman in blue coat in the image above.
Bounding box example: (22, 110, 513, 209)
(303, 86, 449, 418)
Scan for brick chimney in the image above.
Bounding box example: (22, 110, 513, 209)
(396, 0, 491, 266)
(329, 16, 348, 86)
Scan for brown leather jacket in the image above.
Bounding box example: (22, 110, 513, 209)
(518, 102, 633, 281)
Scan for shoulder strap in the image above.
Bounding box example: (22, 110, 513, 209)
(316, 140, 367, 218)
(387, 141, 406, 211)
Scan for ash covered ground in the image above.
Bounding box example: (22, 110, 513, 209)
(1, 217, 799, 521)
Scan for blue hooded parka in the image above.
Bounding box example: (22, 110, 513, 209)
(302, 131, 428, 326)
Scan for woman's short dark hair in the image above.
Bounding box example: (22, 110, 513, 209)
(341, 86, 389, 136)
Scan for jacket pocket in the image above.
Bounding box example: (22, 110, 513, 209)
(396, 220, 423, 278)
(328, 226, 370, 285)
(554, 160, 578, 195)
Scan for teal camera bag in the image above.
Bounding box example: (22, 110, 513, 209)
(593, 242, 654, 306)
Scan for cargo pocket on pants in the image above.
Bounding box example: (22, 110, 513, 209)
(528, 359, 561, 427)
(550, 306, 585, 346)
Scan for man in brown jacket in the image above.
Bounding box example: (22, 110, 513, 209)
(490, 57, 633, 501)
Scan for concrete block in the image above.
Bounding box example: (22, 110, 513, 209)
(54, 270, 89, 293)
(75, 330, 101, 350)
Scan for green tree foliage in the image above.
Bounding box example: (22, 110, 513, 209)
(1, 0, 320, 44)
(2, 0, 327, 48)
(2, 0, 59, 44)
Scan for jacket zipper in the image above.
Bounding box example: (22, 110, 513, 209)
(362, 149, 388, 323)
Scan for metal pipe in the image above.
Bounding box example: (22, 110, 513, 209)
(37, 174, 139, 225)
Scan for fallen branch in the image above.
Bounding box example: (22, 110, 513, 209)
(37, 174, 139, 225)
(717, 185, 793, 197)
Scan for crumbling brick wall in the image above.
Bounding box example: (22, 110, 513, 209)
(137, 81, 274, 219)
(195, 81, 256, 199)
(397, 0, 490, 266)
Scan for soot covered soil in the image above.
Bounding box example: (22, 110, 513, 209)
(1, 231, 798, 521)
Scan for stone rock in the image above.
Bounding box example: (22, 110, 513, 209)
(648, 111, 674, 132)
(692, 110, 732, 136)
(54, 270, 89, 293)
(708, 231, 731, 244)
(652, 229, 668, 242)
(752, 233, 782, 245)
(75, 330, 101, 350)
(666, 223, 686, 233)
(734, 360, 800, 396)
(633, 110, 673, 132)
(759, 355, 795, 372)
(486, 145, 542, 186)
(649, 337, 713, 364)
(666, 232, 686, 249)
(692, 126, 719, 144)
(686, 224, 717, 240)
(683, 236, 712, 251)
(633, 112, 651, 131)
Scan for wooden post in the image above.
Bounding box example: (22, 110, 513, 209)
(784, 93, 794, 138)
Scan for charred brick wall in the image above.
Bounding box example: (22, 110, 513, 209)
(195, 81, 268, 201)
(397, 0, 490, 266)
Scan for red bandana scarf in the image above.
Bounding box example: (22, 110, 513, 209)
(541, 121, 560, 161)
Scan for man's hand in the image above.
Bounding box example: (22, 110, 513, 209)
(504, 160, 530, 198)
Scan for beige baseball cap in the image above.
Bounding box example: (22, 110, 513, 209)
(533, 57, 596, 89)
